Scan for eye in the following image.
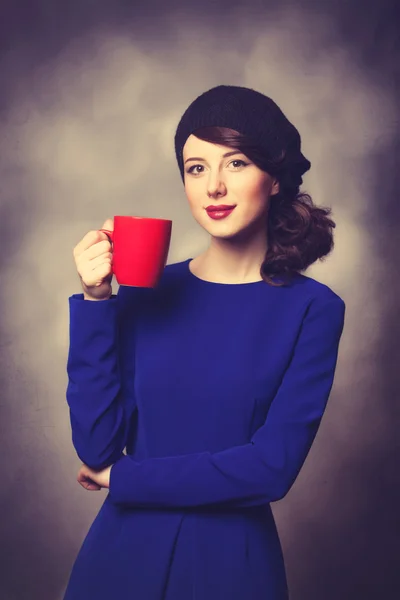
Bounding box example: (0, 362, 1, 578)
(229, 160, 247, 169)
(186, 160, 248, 176)
(186, 164, 204, 175)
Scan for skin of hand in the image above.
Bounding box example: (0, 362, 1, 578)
(77, 463, 113, 491)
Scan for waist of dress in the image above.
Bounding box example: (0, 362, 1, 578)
(114, 501, 274, 522)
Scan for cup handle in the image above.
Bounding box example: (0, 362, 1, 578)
(99, 228, 114, 245)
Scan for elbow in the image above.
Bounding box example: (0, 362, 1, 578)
(255, 445, 297, 502)
(266, 483, 288, 503)
(73, 439, 126, 470)
(76, 451, 125, 471)
(71, 416, 130, 469)
(256, 460, 298, 503)
(269, 486, 289, 503)
(268, 472, 298, 503)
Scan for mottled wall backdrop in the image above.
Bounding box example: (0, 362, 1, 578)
(0, 0, 399, 599)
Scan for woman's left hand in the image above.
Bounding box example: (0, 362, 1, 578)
(77, 463, 113, 491)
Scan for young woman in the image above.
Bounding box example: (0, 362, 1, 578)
(64, 85, 346, 599)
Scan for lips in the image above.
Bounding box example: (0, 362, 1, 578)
(206, 205, 236, 212)
(206, 206, 236, 220)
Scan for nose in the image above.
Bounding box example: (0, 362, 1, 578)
(206, 171, 227, 199)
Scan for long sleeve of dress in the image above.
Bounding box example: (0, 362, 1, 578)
(108, 294, 345, 508)
(66, 286, 138, 469)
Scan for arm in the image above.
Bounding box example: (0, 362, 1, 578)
(66, 285, 138, 469)
(108, 294, 346, 508)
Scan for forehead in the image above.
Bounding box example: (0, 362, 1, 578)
(182, 134, 236, 157)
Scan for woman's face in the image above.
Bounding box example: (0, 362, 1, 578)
(182, 134, 280, 241)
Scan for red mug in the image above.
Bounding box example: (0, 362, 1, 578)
(99, 215, 172, 288)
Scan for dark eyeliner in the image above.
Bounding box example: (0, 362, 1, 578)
(186, 160, 247, 174)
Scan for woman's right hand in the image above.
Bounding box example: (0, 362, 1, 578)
(73, 218, 114, 300)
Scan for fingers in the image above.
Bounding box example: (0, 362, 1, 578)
(77, 472, 102, 491)
(80, 481, 101, 491)
(100, 217, 114, 231)
(72, 222, 115, 291)
(72, 217, 114, 258)
(73, 231, 111, 261)
(77, 464, 101, 488)
(78, 246, 113, 269)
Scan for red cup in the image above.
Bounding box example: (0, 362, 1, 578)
(99, 215, 172, 288)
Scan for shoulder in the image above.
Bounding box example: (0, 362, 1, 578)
(163, 259, 187, 274)
(290, 273, 346, 337)
(271, 272, 346, 336)
(115, 259, 187, 305)
(293, 272, 345, 305)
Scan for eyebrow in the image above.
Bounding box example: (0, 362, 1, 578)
(184, 150, 243, 165)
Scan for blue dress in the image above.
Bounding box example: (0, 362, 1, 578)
(63, 258, 345, 599)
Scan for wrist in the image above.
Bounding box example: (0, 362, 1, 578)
(83, 292, 111, 301)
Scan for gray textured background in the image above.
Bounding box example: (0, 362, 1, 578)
(0, 0, 399, 598)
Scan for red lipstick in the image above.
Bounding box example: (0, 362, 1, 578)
(206, 205, 236, 220)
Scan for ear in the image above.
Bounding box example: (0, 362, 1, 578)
(271, 178, 280, 196)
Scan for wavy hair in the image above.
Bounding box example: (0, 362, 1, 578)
(188, 126, 336, 287)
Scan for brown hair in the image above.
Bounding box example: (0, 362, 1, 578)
(188, 126, 336, 287)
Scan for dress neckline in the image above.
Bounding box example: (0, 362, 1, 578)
(185, 258, 266, 287)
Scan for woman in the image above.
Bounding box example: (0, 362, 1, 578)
(64, 85, 346, 599)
